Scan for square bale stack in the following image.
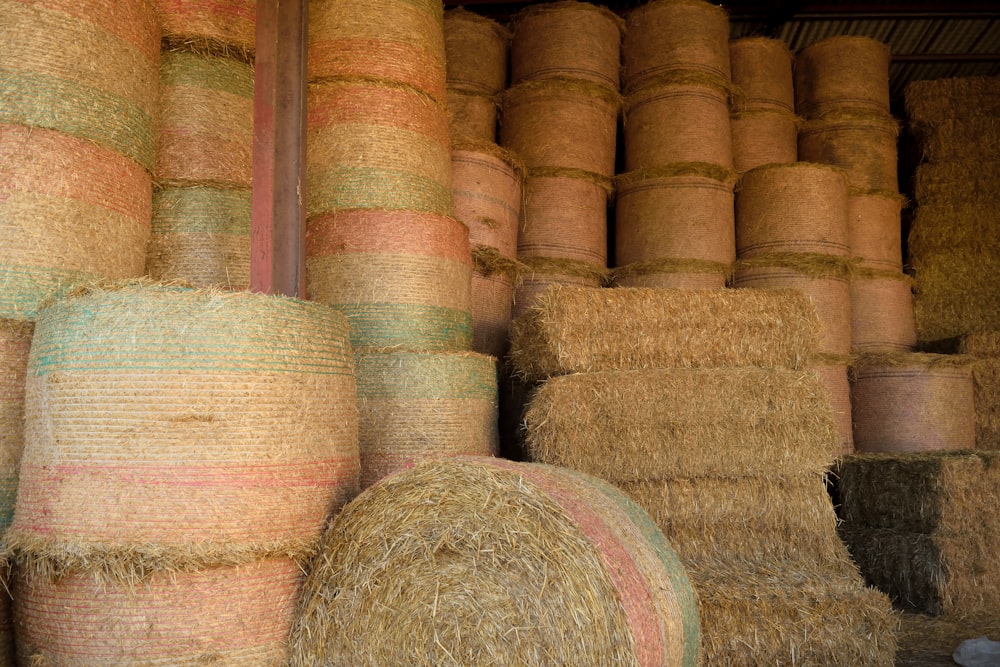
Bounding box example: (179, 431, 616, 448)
(513, 284, 897, 666)
(958, 331, 1000, 451)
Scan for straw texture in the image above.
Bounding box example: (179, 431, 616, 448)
(6, 285, 359, 578)
(794, 36, 891, 119)
(290, 457, 700, 667)
(511, 285, 820, 381)
(798, 113, 899, 192)
(519, 173, 609, 267)
(730, 110, 798, 173)
(728, 37, 794, 113)
(897, 612, 1000, 666)
(511, 271, 603, 322)
(959, 333, 1000, 450)
(446, 87, 499, 143)
(0, 0, 160, 170)
(812, 359, 854, 455)
(156, 0, 256, 54)
(444, 8, 509, 95)
(471, 271, 515, 359)
(0, 320, 32, 533)
(905, 75, 1000, 126)
(452, 146, 523, 258)
(848, 192, 904, 271)
(850, 270, 916, 352)
(612, 261, 729, 290)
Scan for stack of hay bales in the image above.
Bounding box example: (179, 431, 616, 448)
(307, 0, 498, 486)
(443, 8, 509, 143)
(728, 37, 797, 173)
(614, 0, 736, 289)
(959, 332, 1000, 451)
(5, 285, 360, 663)
(290, 457, 701, 666)
(906, 75, 1000, 342)
(511, 285, 897, 665)
(500, 1, 622, 312)
(146, 4, 255, 288)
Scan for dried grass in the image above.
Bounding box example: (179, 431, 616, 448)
(896, 611, 1000, 666)
(905, 75, 1000, 126)
(959, 334, 1000, 450)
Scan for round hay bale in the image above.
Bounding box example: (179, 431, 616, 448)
(729, 37, 794, 113)
(612, 260, 730, 289)
(446, 87, 499, 143)
(146, 185, 251, 290)
(306, 209, 473, 352)
(519, 173, 610, 267)
(15, 557, 301, 665)
(0, 123, 152, 320)
(156, 51, 254, 187)
(452, 145, 523, 258)
(616, 170, 736, 267)
(6, 285, 359, 576)
(512, 268, 604, 321)
(354, 352, 499, 490)
(444, 8, 509, 95)
(733, 254, 854, 356)
(500, 79, 620, 177)
(289, 457, 701, 667)
(622, 0, 731, 94)
(735, 162, 850, 259)
(794, 36, 890, 119)
(848, 191, 903, 271)
(0, 320, 32, 534)
(472, 270, 515, 359)
(308, 0, 447, 100)
(0, 0, 159, 170)
(797, 112, 899, 193)
(730, 109, 798, 173)
(307, 79, 453, 217)
(851, 352, 975, 452)
(510, 1, 624, 90)
(850, 270, 916, 353)
(810, 358, 854, 455)
(624, 82, 732, 171)
(156, 0, 256, 57)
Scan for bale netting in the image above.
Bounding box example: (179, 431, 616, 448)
(443, 8, 510, 96)
(445, 87, 499, 143)
(615, 168, 736, 268)
(959, 332, 1000, 450)
(471, 269, 515, 359)
(308, 0, 447, 101)
(728, 37, 794, 113)
(0, 123, 152, 320)
(510, 1, 624, 91)
(511, 265, 605, 322)
(622, 0, 731, 94)
(735, 162, 850, 259)
(306, 209, 473, 351)
(146, 185, 251, 289)
(797, 112, 900, 193)
(612, 259, 731, 290)
(811, 357, 854, 455)
(730, 110, 798, 173)
(524, 367, 839, 481)
(0, 320, 32, 533)
(793, 36, 891, 119)
(355, 352, 499, 490)
(850, 352, 975, 453)
(510, 285, 820, 381)
(733, 253, 855, 357)
(850, 269, 916, 353)
(623, 81, 732, 171)
(5, 284, 360, 578)
(289, 457, 701, 667)
(307, 79, 453, 217)
(156, 0, 256, 56)
(156, 50, 254, 187)
(519, 171, 611, 267)
(452, 144, 524, 258)
(849, 191, 904, 271)
(15, 557, 303, 665)
(0, 0, 160, 171)
(904, 75, 1000, 127)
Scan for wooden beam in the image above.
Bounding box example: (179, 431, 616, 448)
(251, 0, 308, 298)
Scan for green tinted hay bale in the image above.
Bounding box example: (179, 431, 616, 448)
(156, 0, 256, 56)
(444, 8, 509, 96)
(16, 557, 301, 666)
(290, 457, 701, 667)
(5, 285, 359, 580)
(905, 75, 1000, 126)
(0, 320, 32, 533)
(959, 333, 1000, 450)
(524, 367, 839, 481)
(793, 36, 890, 119)
(510, 285, 820, 381)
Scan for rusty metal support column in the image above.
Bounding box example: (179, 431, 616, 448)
(251, 0, 308, 297)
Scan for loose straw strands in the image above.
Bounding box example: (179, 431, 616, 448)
(156, 0, 257, 56)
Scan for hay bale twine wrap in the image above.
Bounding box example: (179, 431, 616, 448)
(0, 123, 152, 320)
(0, 0, 159, 171)
(354, 352, 498, 489)
(155, 50, 254, 187)
(733, 253, 855, 357)
(451, 144, 524, 258)
(308, 0, 446, 100)
(307, 79, 453, 217)
(730, 110, 798, 173)
(735, 162, 850, 259)
(519, 172, 611, 267)
(511, 259, 608, 322)
(624, 81, 732, 171)
(810, 356, 854, 455)
(850, 269, 916, 353)
(510, 1, 624, 91)
(446, 87, 499, 143)
(155, 0, 255, 55)
(15, 557, 302, 666)
(848, 191, 904, 271)
(289, 457, 700, 667)
(146, 185, 251, 289)
(6, 285, 359, 576)
(622, 0, 731, 94)
(444, 8, 509, 96)
(615, 168, 736, 268)
(794, 36, 890, 119)
(471, 269, 516, 359)
(728, 37, 794, 113)
(500, 79, 620, 177)
(850, 352, 975, 453)
(307, 209, 472, 351)
(0, 320, 32, 533)
(797, 112, 899, 193)
(612, 259, 731, 290)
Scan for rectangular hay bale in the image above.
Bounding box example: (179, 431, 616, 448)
(959, 333, 1000, 450)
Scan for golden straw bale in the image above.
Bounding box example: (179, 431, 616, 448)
(905, 75, 1000, 126)
(913, 116, 1000, 162)
(960, 333, 1000, 450)
(913, 160, 1000, 208)
(914, 288, 1000, 345)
